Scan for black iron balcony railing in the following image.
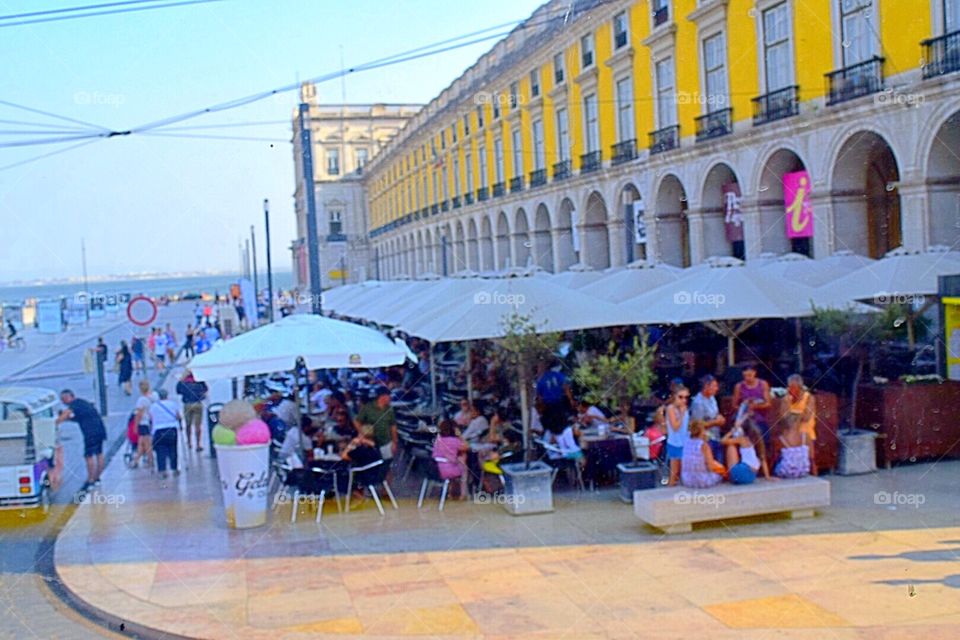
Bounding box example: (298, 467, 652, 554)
(452, 195, 461, 208)
(529, 168, 547, 188)
(653, 5, 669, 26)
(430, 204, 439, 215)
(579, 150, 601, 174)
(492, 181, 505, 197)
(477, 187, 489, 202)
(826, 56, 885, 105)
(509, 176, 524, 193)
(695, 108, 733, 142)
(751, 85, 800, 125)
(441, 200, 449, 212)
(648, 125, 679, 155)
(326, 233, 346, 242)
(611, 139, 637, 165)
(464, 191, 474, 205)
(552, 159, 571, 181)
(923, 30, 960, 78)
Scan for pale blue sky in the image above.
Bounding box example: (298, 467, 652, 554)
(0, 0, 544, 281)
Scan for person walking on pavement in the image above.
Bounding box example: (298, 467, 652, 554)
(131, 335, 146, 376)
(193, 302, 203, 327)
(56, 389, 107, 493)
(183, 324, 195, 359)
(176, 370, 208, 451)
(152, 328, 168, 372)
(95, 337, 108, 368)
(164, 323, 177, 366)
(116, 341, 133, 396)
(130, 379, 157, 469)
(149, 389, 182, 479)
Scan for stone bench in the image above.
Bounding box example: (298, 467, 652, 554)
(633, 476, 831, 534)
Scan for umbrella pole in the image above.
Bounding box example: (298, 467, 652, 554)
(728, 334, 735, 367)
(520, 376, 530, 469)
(430, 343, 438, 411)
(907, 314, 915, 348)
(466, 342, 473, 402)
(796, 317, 804, 372)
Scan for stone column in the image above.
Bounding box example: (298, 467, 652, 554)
(740, 199, 764, 260)
(809, 187, 834, 258)
(607, 218, 628, 267)
(685, 208, 707, 264)
(897, 179, 931, 251)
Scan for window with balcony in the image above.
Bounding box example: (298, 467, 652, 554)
(762, 2, 792, 94)
(494, 138, 504, 184)
(615, 76, 635, 143)
(530, 68, 541, 98)
(923, 0, 960, 77)
(555, 107, 569, 162)
(840, 0, 876, 67)
(476, 105, 484, 129)
(492, 95, 501, 120)
(553, 52, 566, 84)
(356, 147, 369, 170)
(703, 33, 728, 112)
(511, 128, 523, 181)
(451, 123, 457, 144)
(478, 143, 487, 188)
(532, 118, 545, 172)
(581, 33, 594, 69)
(509, 81, 519, 109)
(466, 144, 475, 193)
(653, 0, 669, 27)
(463, 113, 470, 136)
(655, 57, 677, 128)
(583, 93, 600, 154)
(328, 208, 343, 237)
(326, 148, 339, 176)
(613, 11, 629, 49)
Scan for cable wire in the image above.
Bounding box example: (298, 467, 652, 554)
(0, 138, 102, 172)
(0, 100, 110, 133)
(0, 0, 223, 28)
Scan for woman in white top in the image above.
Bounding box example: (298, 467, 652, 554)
(149, 389, 182, 478)
(130, 379, 157, 469)
(721, 416, 772, 484)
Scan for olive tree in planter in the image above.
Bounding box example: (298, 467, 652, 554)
(497, 310, 559, 514)
(573, 334, 656, 430)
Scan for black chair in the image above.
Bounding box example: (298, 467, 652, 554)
(346, 459, 398, 515)
(417, 457, 455, 511)
(288, 465, 341, 523)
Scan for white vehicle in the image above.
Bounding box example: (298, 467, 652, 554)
(0, 387, 62, 511)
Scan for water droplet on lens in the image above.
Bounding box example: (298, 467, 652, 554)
(842, 39, 851, 48)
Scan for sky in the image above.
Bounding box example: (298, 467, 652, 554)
(0, 0, 545, 282)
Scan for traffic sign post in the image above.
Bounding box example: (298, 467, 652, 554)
(126, 295, 158, 327)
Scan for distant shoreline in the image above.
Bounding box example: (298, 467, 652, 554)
(0, 271, 293, 288)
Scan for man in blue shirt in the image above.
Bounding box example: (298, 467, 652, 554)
(536, 360, 573, 433)
(56, 389, 107, 492)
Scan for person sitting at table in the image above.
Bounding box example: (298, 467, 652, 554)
(355, 387, 397, 463)
(721, 415, 772, 484)
(310, 381, 333, 414)
(260, 408, 289, 444)
(772, 414, 816, 478)
(544, 419, 583, 463)
(460, 403, 489, 442)
(341, 425, 383, 506)
(680, 419, 725, 488)
(454, 399, 472, 428)
(690, 374, 726, 463)
(432, 419, 469, 500)
(576, 398, 608, 430)
(278, 416, 323, 468)
(330, 407, 358, 444)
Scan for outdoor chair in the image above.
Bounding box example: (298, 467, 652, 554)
(288, 466, 341, 523)
(346, 459, 399, 515)
(536, 439, 586, 492)
(417, 456, 456, 511)
(402, 439, 435, 482)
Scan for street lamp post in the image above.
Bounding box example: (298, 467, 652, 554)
(298, 102, 323, 314)
(264, 199, 275, 322)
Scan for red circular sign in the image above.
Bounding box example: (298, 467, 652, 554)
(126, 296, 158, 326)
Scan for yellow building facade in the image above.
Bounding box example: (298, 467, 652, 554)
(361, 0, 960, 277)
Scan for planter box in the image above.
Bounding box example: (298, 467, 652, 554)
(856, 381, 960, 466)
(618, 462, 659, 503)
(501, 461, 554, 515)
(838, 429, 878, 475)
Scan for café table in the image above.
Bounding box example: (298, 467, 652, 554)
(579, 431, 633, 490)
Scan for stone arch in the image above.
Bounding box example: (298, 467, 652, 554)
(830, 131, 902, 258)
(533, 203, 555, 272)
(582, 191, 611, 269)
(513, 208, 532, 268)
(496, 210, 512, 269)
(556, 197, 577, 271)
(756, 148, 810, 256)
(467, 218, 480, 271)
(653, 174, 691, 267)
(618, 182, 645, 263)
(480, 215, 494, 271)
(453, 220, 466, 273)
(424, 228, 435, 273)
(701, 162, 744, 260)
(925, 109, 960, 250)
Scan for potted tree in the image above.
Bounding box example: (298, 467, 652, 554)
(497, 310, 559, 515)
(573, 333, 656, 430)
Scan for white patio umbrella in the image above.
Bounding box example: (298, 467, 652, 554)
(549, 263, 607, 289)
(322, 280, 383, 314)
(589, 261, 682, 303)
(747, 251, 875, 288)
(189, 313, 411, 381)
(816, 246, 960, 345)
(337, 280, 423, 321)
(618, 257, 872, 365)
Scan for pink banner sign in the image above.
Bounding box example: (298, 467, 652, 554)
(722, 182, 743, 243)
(783, 171, 814, 239)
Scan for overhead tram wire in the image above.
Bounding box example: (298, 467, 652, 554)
(138, 131, 288, 143)
(0, 138, 102, 172)
(0, 0, 224, 29)
(0, 100, 111, 133)
(0, 0, 177, 22)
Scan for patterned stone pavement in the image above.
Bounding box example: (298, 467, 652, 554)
(53, 449, 960, 639)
